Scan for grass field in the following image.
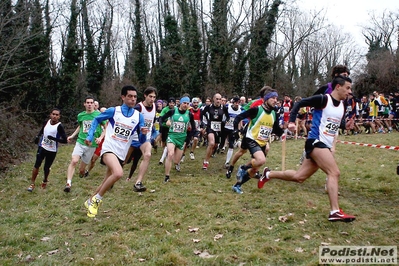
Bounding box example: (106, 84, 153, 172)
(1, 132, 399, 265)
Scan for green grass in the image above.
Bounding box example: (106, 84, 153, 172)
(1, 133, 399, 265)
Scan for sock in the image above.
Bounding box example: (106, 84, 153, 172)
(266, 171, 270, 179)
(330, 209, 340, 215)
(160, 147, 168, 162)
(228, 165, 234, 171)
(94, 193, 102, 200)
(67, 180, 72, 186)
(226, 148, 233, 164)
(240, 173, 250, 185)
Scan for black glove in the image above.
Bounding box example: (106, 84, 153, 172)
(34, 136, 40, 144)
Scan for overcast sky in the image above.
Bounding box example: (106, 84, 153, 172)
(299, 0, 399, 48)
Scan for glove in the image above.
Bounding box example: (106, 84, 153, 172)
(34, 136, 40, 144)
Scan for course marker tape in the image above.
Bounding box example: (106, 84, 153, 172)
(337, 140, 399, 151)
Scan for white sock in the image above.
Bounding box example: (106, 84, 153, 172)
(266, 171, 270, 179)
(67, 180, 72, 186)
(330, 209, 340, 215)
(95, 193, 103, 200)
(226, 148, 233, 164)
(160, 147, 168, 162)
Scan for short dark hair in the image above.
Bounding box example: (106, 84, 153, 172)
(331, 65, 350, 79)
(51, 108, 61, 114)
(259, 86, 273, 98)
(85, 96, 95, 102)
(144, 86, 157, 96)
(332, 75, 352, 90)
(121, 85, 137, 96)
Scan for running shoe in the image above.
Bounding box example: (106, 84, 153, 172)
(226, 165, 234, 179)
(220, 147, 225, 153)
(88, 196, 102, 217)
(224, 162, 230, 169)
(27, 184, 35, 192)
(41, 182, 47, 189)
(328, 209, 356, 222)
(64, 183, 71, 193)
(180, 155, 185, 163)
(175, 164, 181, 172)
(232, 185, 243, 194)
(164, 176, 170, 183)
(133, 182, 147, 192)
(202, 161, 209, 170)
(190, 152, 195, 160)
(79, 170, 89, 178)
(258, 167, 271, 189)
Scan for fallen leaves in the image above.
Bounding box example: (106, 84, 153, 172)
(213, 233, 223, 241)
(194, 250, 215, 258)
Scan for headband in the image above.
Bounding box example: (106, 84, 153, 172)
(180, 96, 190, 103)
(264, 91, 278, 101)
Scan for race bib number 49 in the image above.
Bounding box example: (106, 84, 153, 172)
(323, 117, 340, 136)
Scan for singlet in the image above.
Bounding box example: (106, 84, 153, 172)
(131, 102, 155, 142)
(168, 109, 191, 137)
(308, 94, 344, 148)
(190, 108, 201, 131)
(101, 106, 141, 160)
(245, 106, 277, 147)
(41, 119, 61, 152)
(225, 104, 242, 130)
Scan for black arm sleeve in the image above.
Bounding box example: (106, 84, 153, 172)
(159, 109, 174, 125)
(289, 95, 327, 123)
(47, 124, 68, 144)
(233, 108, 259, 131)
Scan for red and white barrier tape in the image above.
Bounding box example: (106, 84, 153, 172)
(337, 140, 399, 151)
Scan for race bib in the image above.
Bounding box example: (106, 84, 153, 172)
(112, 122, 133, 142)
(257, 125, 272, 141)
(194, 120, 201, 130)
(323, 118, 340, 136)
(144, 119, 153, 128)
(225, 117, 234, 128)
(172, 121, 185, 133)
(41, 136, 55, 149)
(210, 121, 221, 132)
(82, 120, 92, 133)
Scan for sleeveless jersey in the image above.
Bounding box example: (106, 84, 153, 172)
(101, 106, 141, 160)
(308, 95, 344, 148)
(245, 106, 277, 147)
(225, 104, 242, 130)
(190, 108, 201, 131)
(41, 119, 61, 152)
(369, 100, 378, 117)
(283, 101, 291, 118)
(131, 102, 155, 142)
(169, 109, 191, 137)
